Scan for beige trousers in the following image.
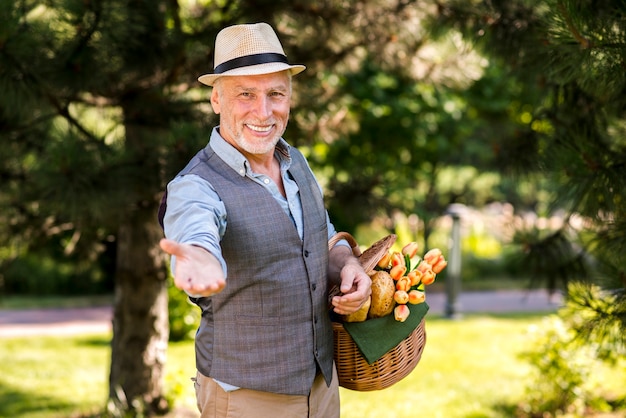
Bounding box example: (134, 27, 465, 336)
(194, 366, 340, 418)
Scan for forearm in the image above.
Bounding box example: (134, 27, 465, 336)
(163, 174, 228, 274)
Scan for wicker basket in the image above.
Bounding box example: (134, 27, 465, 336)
(328, 232, 427, 391)
(333, 319, 426, 391)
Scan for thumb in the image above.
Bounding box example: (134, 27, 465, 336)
(340, 276, 356, 294)
(159, 238, 182, 256)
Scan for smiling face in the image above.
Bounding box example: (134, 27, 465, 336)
(211, 71, 292, 158)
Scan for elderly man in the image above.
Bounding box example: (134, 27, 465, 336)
(158, 22, 371, 418)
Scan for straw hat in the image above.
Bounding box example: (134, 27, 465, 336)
(198, 23, 306, 86)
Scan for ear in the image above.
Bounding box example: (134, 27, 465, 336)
(210, 87, 221, 115)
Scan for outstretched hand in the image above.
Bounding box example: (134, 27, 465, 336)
(160, 238, 226, 297)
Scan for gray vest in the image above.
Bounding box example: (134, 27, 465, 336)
(173, 143, 333, 395)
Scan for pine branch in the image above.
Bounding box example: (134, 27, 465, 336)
(2, 36, 105, 148)
(557, 0, 592, 49)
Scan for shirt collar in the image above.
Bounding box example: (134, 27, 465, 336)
(208, 127, 292, 177)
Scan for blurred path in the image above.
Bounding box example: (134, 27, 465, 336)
(0, 289, 563, 337)
(426, 288, 563, 316)
(0, 306, 112, 337)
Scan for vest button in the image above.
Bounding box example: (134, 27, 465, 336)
(304, 250, 309, 257)
(311, 283, 317, 291)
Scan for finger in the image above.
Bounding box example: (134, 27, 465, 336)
(331, 294, 361, 309)
(181, 280, 225, 298)
(175, 277, 208, 295)
(332, 301, 361, 315)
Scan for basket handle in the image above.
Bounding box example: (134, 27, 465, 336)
(327, 232, 361, 303)
(327, 232, 397, 304)
(328, 231, 362, 257)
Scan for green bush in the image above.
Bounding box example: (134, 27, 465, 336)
(168, 279, 200, 342)
(519, 315, 597, 417)
(1, 252, 112, 295)
(517, 283, 626, 417)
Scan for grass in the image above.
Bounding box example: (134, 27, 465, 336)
(0, 333, 198, 418)
(0, 313, 547, 417)
(339, 314, 537, 418)
(1, 312, 623, 417)
(0, 334, 111, 418)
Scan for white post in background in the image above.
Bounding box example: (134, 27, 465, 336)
(445, 204, 466, 319)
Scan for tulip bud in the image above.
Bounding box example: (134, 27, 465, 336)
(389, 265, 407, 281)
(420, 269, 436, 286)
(391, 251, 405, 268)
(424, 249, 448, 274)
(401, 242, 419, 259)
(394, 304, 411, 322)
(396, 276, 411, 292)
(408, 289, 425, 304)
(417, 261, 431, 273)
(423, 248, 441, 264)
(376, 251, 392, 269)
(394, 290, 409, 304)
(407, 270, 422, 287)
(431, 259, 447, 274)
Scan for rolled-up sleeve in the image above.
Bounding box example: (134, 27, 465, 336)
(163, 174, 228, 275)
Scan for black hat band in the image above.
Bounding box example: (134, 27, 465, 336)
(214, 53, 290, 74)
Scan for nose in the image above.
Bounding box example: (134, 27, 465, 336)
(255, 96, 273, 119)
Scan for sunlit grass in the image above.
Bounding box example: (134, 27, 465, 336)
(339, 314, 537, 418)
(1, 314, 623, 417)
(0, 334, 110, 418)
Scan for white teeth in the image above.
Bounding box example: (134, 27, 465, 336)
(247, 124, 272, 132)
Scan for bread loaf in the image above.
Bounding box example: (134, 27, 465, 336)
(368, 270, 396, 318)
(343, 296, 371, 323)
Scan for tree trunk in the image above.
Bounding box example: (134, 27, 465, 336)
(109, 203, 169, 415)
(109, 97, 171, 414)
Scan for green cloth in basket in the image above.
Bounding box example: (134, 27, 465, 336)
(341, 302, 429, 364)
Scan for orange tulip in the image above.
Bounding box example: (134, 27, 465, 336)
(396, 276, 411, 292)
(407, 270, 422, 287)
(424, 249, 448, 274)
(394, 304, 411, 322)
(394, 290, 409, 304)
(376, 251, 392, 269)
(431, 259, 447, 274)
(417, 261, 431, 273)
(391, 251, 405, 268)
(423, 248, 441, 264)
(421, 271, 435, 285)
(389, 265, 407, 281)
(401, 242, 419, 259)
(408, 289, 426, 304)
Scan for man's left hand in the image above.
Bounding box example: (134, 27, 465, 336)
(331, 260, 371, 315)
